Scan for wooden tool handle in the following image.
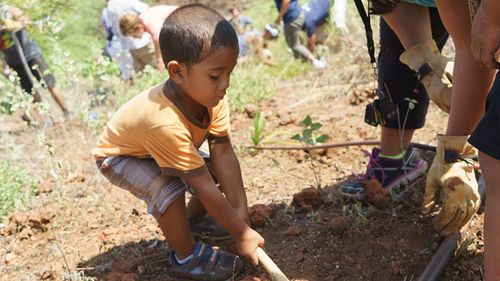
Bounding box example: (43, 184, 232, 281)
(256, 247, 290, 281)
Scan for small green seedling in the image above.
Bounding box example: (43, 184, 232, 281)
(251, 111, 265, 145)
(291, 115, 328, 187)
(291, 115, 328, 146)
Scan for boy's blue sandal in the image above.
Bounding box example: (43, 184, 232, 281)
(189, 214, 231, 241)
(170, 241, 244, 281)
(340, 145, 428, 199)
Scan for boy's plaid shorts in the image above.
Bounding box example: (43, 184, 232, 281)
(96, 151, 209, 220)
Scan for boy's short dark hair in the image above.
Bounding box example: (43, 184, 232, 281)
(159, 4, 238, 67)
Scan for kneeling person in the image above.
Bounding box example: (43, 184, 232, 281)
(92, 4, 264, 281)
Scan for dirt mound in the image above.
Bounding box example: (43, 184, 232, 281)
(291, 187, 323, 212)
(249, 203, 281, 227)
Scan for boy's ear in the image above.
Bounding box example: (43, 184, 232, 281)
(166, 61, 185, 84)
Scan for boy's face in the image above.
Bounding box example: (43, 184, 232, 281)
(180, 46, 238, 108)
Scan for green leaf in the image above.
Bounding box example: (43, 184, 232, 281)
(311, 122, 322, 131)
(303, 129, 312, 140)
(302, 115, 312, 126)
(291, 134, 301, 141)
(315, 134, 328, 143)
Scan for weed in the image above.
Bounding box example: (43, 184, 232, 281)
(0, 160, 37, 220)
(250, 111, 287, 146)
(251, 111, 266, 145)
(227, 64, 272, 112)
(342, 201, 368, 224)
(456, 237, 476, 258)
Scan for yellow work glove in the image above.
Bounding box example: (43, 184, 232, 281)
(0, 5, 24, 32)
(400, 40, 453, 113)
(423, 134, 480, 236)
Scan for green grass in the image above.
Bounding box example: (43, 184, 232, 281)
(0, 0, 332, 116)
(0, 160, 37, 220)
(227, 62, 273, 111)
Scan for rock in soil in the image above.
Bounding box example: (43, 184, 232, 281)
(329, 216, 349, 235)
(283, 225, 302, 236)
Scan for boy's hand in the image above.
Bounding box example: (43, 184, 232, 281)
(236, 227, 265, 265)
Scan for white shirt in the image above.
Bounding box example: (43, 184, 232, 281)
(106, 0, 151, 50)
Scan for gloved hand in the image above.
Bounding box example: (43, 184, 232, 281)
(423, 134, 481, 236)
(400, 40, 454, 113)
(0, 5, 25, 32)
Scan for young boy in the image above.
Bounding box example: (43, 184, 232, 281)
(92, 4, 264, 280)
(119, 5, 178, 70)
(0, 4, 72, 121)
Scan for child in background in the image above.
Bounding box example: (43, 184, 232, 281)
(119, 5, 178, 70)
(92, 4, 264, 281)
(238, 24, 279, 66)
(228, 6, 255, 34)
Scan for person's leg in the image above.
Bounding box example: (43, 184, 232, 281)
(129, 48, 145, 74)
(186, 194, 206, 218)
(382, 2, 431, 49)
(340, 8, 448, 196)
(9, 62, 42, 102)
(129, 43, 156, 74)
(141, 42, 157, 69)
(377, 4, 431, 155)
(97, 156, 194, 257)
(157, 193, 196, 259)
(435, 0, 496, 135)
(379, 8, 449, 155)
(380, 128, 414, 155)
(284, 13, 315, 62)
(480, 152, 500, 280)
(28, 57, 70, 114)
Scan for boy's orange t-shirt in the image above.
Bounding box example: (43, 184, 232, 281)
(91, 81, 230, 178)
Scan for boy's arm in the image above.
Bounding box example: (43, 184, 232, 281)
(208, 140, 250, 224)
(185, 171, 263, 264)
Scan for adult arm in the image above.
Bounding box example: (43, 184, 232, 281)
(143, 24, 164, 70)
(275, 0, 291, 26)
(471, 0, 500, 69)
(307, 33, 316, 53)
